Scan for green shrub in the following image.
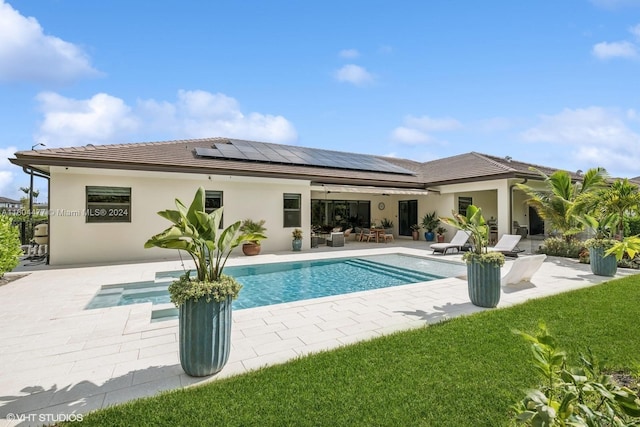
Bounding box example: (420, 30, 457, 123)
(0, 214, 23, 277)
(513, 324, 640, 426)
(537, 237, 583, 258)
(626, 216, 640, 237)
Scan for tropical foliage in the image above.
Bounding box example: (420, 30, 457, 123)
(517, 167, 609, 241)
(0, 214, 22, 277)
(420, 211, 440, 232)
(145, 187, 262, 289)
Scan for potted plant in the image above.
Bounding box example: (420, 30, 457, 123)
(605, 235, 640, 265)
(380, 218, 394, 235)
(435, 226, 447, 243)
(144, 187, 260, 376)
(292, 228, 303, 251)
(579, 213, 618, 277)
(410, 224, 421, 241)
(421, 211, 439, 242)
(441, 205, 505, 308)
(240, 219, 267, 256)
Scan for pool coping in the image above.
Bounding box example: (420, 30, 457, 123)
(1, 246, 638, 426)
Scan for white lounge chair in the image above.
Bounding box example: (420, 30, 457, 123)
(501, 254, 547, 286)
(488, 234, 523, 257)
(430, 230, 471, 255)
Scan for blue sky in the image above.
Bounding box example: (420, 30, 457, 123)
(1, 0, 639, 200)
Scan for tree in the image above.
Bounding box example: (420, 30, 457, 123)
(516, 167, 609, 241)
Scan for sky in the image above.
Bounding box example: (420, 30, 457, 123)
(1, 0, 640, 201)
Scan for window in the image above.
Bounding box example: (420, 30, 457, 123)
(86, 186, 131, 223)
(458, 196, 472, 216)
(283, 193, 301, 227)
(205, 190, 223, 227)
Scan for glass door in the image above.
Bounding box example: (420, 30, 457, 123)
(398, 200, 418, 236)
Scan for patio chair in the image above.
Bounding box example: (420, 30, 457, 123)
(430, 230, 471, 255)
(343, 228, 353, 242)
(326, 232, 345, 247)
(501, 254, 546, 286)
(359, 228, 376, 242)
(488, 234, 523, 257)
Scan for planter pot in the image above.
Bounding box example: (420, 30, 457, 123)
(411, 231, 419, 241)
(425, 231, 435, 242)
(437, 234, 445, 243)
(179, 296, 232, 377)
(292, 239, 302, 251)
(466, 260, 501, 308)
(242, 242, 261, 256)
(589, 247, 617, 277)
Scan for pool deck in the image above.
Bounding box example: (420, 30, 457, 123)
(1, 240, 638, 426)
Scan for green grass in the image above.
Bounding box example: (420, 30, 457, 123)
(74, 275, 640, 427)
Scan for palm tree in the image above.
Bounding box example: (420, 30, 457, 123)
(598, 179, 640, 238)
(516, 167, 609, 241)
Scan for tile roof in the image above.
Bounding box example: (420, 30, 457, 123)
(10, 137, 575, 187)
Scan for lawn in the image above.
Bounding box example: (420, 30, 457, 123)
(72, 275, 640, 427)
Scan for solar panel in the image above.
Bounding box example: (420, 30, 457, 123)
(194, 139, 415, 175)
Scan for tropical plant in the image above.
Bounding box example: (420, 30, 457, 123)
(410, 224, 421, 231)
(516, 167, 609, 241)
(0, 214, 22, 277)
(595, 179, 640, 238)
(605, 235, 640, 262)
(292, 228, 303, 240)
(440, 205, 505, 266)
(240, 219, 268, 245)
(537, 237, 583, 258)
(421, 211, 440, 232)
(144, 187, 262, 302)
(380, 218, 394, 229)
(513, 324, 640, 426)
(435, 226, 447, 235)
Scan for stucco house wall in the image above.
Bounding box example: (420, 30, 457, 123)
(49, 166, 311, 265)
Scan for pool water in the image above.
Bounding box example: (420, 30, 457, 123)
(86, 254, 466, 321)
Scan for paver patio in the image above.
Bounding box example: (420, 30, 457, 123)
(1, 241, 637, 426)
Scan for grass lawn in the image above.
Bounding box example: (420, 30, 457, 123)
(72, 275, 640, 427)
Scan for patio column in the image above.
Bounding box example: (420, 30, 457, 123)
(496, 184, 510, 237)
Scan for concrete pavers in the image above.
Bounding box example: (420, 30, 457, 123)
(1, 242, 637, 426)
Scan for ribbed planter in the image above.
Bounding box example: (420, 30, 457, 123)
(242, 243, 261, 256)
(466, 259, 501, 308)
(179, 296, 232, 377)
(589, 247, 617, 277)
(292, 239, 302, 251)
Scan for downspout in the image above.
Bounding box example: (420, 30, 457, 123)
(509, 178, 527, 235)
(22, 166, 51, 264)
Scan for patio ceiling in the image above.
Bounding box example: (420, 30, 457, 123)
(310, 184, 430, 195)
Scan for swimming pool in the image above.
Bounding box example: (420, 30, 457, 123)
(86, 253, 466, 321)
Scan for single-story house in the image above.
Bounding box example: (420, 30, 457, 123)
(0, 196, 21, 211)
(9, 137, 566, 265)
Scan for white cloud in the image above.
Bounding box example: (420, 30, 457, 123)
(334, 64, 375, 86)
(35, 89, 298, 147)
(390, 115, 461, 145)
(521, 107, 640, 176)
(592, 40, 638, 59)
(0, 0, 99, 84)
(0, 146, 18, 197)
(35, 92, 138, 147)
(630, 23, 640, 39)
(390, 127, 431, 144)
(338, 49, 360, 59)
(404, 115, 462, 132)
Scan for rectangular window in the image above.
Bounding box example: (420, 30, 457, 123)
(205, 190, 223, 228)
(458, 196, 472, 216)
(86, 186, 131, 223)
(283, 193, 301, 227)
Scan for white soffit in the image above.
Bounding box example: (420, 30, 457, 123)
(310, 184, 429, 195)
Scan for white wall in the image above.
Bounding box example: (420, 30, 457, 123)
(49, 167, 311, 265)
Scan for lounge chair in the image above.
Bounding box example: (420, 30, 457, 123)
(430, 230, 471, 255)
(501, 254, 546, 286)
(488, 234, 523, 257)
(326, 232, 345, 247)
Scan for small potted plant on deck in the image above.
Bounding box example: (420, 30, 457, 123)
(421, 211, 439, 242)
(441, 205, 505, 308)
(580, 213, 618, 277)
(435, 226, 447, 243)
(410, 224, 421, 241)
(292, 228, 303, 251)
(145, 187, 261, 376)
(240, 219, 267, 256)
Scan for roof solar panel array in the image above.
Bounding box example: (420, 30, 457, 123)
(195, 139, 415, 175)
